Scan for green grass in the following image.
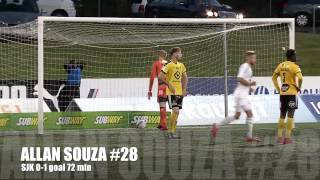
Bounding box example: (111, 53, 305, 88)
(296, 32, 320, 75)
(0, 123, 319, 179)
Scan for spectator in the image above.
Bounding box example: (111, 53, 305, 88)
(60, 60, 84, 111)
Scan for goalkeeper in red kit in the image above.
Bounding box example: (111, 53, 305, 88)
(148, 50, 168, 131)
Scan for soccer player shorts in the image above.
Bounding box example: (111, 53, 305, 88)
(168, 95, 183, 109)
(280, 95, 298, 112)
(234, 96, 252, 112)
(157, 84, 167, 102)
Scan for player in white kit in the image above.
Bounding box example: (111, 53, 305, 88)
(211, 51, 261, 143)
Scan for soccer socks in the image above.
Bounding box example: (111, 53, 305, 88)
(285, 118, 294, 138)
(217, 116, 255, 139)
(217, 116, 235, 128)
(277, 118, 285, 138)
(160, 107, 167, 128)
(278, 117, 294, 140)
(169, 112, 178, 134)
(246, 117, 253, 138)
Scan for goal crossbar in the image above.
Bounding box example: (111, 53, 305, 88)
(38, 17, 295, 24)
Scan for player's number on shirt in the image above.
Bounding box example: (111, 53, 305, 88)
(282, 72, 286, 83)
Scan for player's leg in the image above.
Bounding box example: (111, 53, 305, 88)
(216, 96, 242, 127)
(61, 85, 71, 111)
(157, 84, 168, 130)
(211, 112, 240, 143)
(244, 110, 261, 142)
(59, 85, 67, 111)
(75, 85, 80, 98)
(277, 95, 287, 144)
(158, 101, 168, 130)
(245, 110, 253, 139)
(284, 109, 295, 144)
(284, 95, 298, 144)
(242, 98, 261, 142)
(211, 97, 241, 141)
(216, 112, 241, 128)
(168, 95, 182, 139)
(169, 107, 179, 137)
(70, 85, 80, 110)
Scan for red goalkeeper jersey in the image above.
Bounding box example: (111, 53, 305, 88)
(149, 59, 167, 92)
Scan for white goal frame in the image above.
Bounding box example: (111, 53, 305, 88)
(37, 17, 295, 134)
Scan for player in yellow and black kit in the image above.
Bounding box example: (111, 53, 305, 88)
(272, 49, 303, 144)
(159, 47, 188, 139)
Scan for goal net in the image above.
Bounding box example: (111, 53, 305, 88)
(0, 18, 295, 133)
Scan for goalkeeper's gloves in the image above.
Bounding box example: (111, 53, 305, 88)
(148, 91, 152, 100)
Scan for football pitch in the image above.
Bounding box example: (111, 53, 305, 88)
(0, 123, 319, 180)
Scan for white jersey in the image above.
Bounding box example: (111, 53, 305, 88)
(233, 63, 253, 97)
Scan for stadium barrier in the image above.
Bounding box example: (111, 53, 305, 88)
(80, 77, 320, 98)
(0, 94, 318, 131)
(0, 76, 319, 130)
(71, 95, 319, 126)
(0, 111, 170, 131)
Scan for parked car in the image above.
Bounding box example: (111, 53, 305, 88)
(145, 0, 238, 18)
(131, 0, 149, 17)
(0, 0, 39, 26)
(37, 0, 76, 17)
(281, 0, 320, 27)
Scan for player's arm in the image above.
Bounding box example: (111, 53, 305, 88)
(159, 71, 175, 94)
(237, 77, 256, 86)
(296, 73, 303, 89)
(295, 65, 303, 90)
(182, 72, 188, 96)
(148, 62, 157, 99)
(272, 65, 281, 93)
(237, 64, 255, 86)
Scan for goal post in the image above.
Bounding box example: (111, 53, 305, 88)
(36, 17, 295, 134)
(288, 20, 295, 49)
(38, 19, 44, 135)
